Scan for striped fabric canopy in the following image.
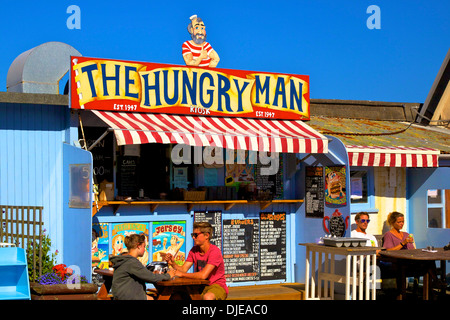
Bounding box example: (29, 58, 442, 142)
(346, 145, 440, 167)
(92, 110, 328, 154)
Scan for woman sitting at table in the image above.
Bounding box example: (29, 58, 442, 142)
(110, 234, 175, 300)
(381, 211, 440, 295)
(383, 211, 415, 250)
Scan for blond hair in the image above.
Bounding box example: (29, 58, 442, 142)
(387, 211, 404, 227)
(193, 222, 212, 237)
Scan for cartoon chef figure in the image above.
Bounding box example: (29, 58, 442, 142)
(182, 15, 220, 68)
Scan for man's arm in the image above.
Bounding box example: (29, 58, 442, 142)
(166, 253, 193, 273)
(208, 49, 220, 68)
(175, 263, 215, 280)
(183, 50, 208, 67)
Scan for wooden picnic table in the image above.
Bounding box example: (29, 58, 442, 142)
(378, 248, 450, 300)
(93, 268, 209, 300)
(154, 277, 210, 300)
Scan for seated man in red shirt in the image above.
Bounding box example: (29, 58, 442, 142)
(182, 15, 220, 68)
(165, 221, 228, 300)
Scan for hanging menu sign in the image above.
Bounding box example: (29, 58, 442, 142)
(223, 219, 260, 282)
(305, 166, 324, 218)
(194, 210, 222, 250)
(259, 212, 287, 281)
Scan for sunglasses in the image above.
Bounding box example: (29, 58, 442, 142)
(191, 232, 205, 238)
(359, 219, 370, 223)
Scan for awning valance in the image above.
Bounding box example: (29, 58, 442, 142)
(92, 110, 328, 154)
(347, 145, 440, 167)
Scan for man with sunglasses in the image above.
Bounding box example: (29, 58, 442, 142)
(165, 222, 228, 300)
(351, 212, 378, 247)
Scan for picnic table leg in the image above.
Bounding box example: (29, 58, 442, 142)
(396, 264, 407, 300)
(156, 287, 173, 300)
(186, 285, 204, 300)
(423, 272, 429, 300)
(97, 276, 113, 300)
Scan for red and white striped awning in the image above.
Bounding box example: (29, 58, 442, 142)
(92, 110, 328, 154)
(346, 145, 440, 167)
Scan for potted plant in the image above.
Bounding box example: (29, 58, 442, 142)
(27, 232, 98, 300)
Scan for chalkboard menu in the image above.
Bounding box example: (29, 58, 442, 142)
(194, 210, 222, 250)
(255, 154, 283, 199)
(305, 166, 324, 218)
(117, 156, 139, 197)
(259, 212, 286, 280)
(82, 127, 114, 183)
(223, 219, 260, 282)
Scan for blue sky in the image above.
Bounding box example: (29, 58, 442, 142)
(0, 0, 448, 103)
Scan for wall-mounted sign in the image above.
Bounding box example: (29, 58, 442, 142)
(325, 166, 347, 206)
(152, 221, 186, 267)
(305, 166, 324, 218)
(223, 219, 260, 282)
(111, 222, 150, 265)
(259, 212, 286, 281)
(70, 56, 310, 120)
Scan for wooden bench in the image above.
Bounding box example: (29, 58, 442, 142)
(227, 283, 305, 300)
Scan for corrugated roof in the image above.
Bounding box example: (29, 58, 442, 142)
(308, 116, 450, 154)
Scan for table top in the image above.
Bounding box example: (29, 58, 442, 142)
(155, 277, 210, 287)
(299, 242, 380, 254)
(379, 248, 450, 261)
(94, 268, 114, 277)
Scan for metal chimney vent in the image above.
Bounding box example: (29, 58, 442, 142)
(7, 41, 81, 94)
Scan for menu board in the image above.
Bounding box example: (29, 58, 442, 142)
(255, 154, 283, 199)
(222, 219, 260, 282)
(305, 166, 324, 218)
(117, 156, 139, 197)
(259, 212, 286, 280)
(82, 127, 114, 183)
(194, 210, 222, 250)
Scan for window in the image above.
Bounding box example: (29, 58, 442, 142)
(427, 189, 449, 228)
(349, 168, 376, 214)
(350, 170, 368, 204)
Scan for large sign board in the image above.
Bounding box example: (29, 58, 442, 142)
(70, 56, 310, 120)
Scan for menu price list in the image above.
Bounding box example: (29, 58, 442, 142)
(305, 166, 324, 218)
(223, 219, 260, 282)
(260, 212, 286, 280)
(194, 210, 222, 250)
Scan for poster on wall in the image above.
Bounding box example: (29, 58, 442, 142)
(305, 166, 324, 217)
(325, 166, 347, 206)
(194, 210, 222, 250)
(225, 151, 255, 191)
(92, 222, 109, 269)
(259, 212, 286, 281)
(152, 221, 186, 267)
(111, 222, 150, 266)
(222, 219, 260, 282)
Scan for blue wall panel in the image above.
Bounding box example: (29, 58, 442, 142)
(0, 102, 69, 257)
(408, 167, 450, 248)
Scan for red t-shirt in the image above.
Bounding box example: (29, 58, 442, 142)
(182, 41, 213, 67)
(186, 244, 228, 294)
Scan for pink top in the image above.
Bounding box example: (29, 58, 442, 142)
(186, 244, 228, 294)
(383, 231, 415, 250)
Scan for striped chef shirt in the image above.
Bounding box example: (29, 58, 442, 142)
(182, 41, 213, 67)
